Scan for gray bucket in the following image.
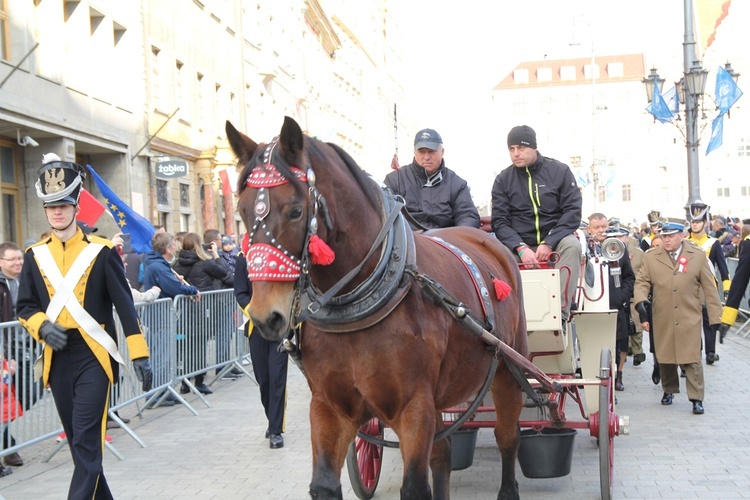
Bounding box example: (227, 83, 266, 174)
(517, 428, 577, 478)
(450, 428, 478, 470)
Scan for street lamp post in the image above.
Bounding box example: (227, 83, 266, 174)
(641, 0, 739, 210)
(681, 0, 708, 205)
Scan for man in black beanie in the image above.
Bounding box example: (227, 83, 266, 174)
(491, 125, 582, 326)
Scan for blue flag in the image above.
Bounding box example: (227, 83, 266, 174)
(646, 78, 674, 123)
(715, 66, 743, 114)
(706, 114, 724, 155)
(662, 85, 680, 114)
(86, 165, 155, 253)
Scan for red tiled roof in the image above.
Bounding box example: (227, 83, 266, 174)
(494, 54, 646, 89)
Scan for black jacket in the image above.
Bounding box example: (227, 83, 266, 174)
(234, 254, 252, 311)
(0, 274, 15, 323)
(384, 160, 480, 229)
(233, 254, 253, 336)
(726, 237, 750, 311)
(491, 153, 582, 250)
(609, 250, 636, 341)
(173, 250, 233, 292)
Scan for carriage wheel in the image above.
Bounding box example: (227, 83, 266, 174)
(346, 418, 384, 499)
(598, 348, 614, 500)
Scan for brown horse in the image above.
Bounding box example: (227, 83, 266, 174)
(227, 117, 528, 500)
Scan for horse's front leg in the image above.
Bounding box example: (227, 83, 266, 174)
(392, 394, 437, 500)
(491, 367, 523, 500)
(308, 395, 358, 500)
(430, 415, 452, 500)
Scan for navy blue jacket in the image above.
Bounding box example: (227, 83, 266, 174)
(142, 251, 198, 299)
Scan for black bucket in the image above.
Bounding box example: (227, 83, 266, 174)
(517, 428, 577, 478)
(450, 428, 478, 470)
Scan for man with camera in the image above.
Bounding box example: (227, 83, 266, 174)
(203, 230, 241, 379)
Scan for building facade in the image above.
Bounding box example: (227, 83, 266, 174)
(0, 0, 406, 244)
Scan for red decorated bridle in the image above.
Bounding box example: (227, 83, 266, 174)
(242, 141, 333, 283)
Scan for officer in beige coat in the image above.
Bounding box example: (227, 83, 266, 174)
(634, 221, 722, 415)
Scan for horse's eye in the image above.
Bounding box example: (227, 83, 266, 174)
(289, 207, 303, 220)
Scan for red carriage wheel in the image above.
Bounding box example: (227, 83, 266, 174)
(346, 418, 384, 499)
(597, 348, 614, 500)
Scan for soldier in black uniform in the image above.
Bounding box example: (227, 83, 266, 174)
(640, 210, 664, 251)
(719, 225, 750, 341)
(234, 250, 288, 449)
(17, 154, 152, 499)
(686, 202, 731, 364)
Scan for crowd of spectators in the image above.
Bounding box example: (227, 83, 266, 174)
(629, 214, 749, 259)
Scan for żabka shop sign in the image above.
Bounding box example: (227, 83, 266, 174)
(156, 160, 189, 178)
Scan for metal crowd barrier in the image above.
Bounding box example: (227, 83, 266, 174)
(0, 321, 61, 462)
(0, 289, 252, 463)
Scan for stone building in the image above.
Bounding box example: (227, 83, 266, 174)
(0, 0, 406, 243)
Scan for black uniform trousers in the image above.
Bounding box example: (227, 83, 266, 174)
(49, 331, 113, 500)
(248, 327, 288, 435)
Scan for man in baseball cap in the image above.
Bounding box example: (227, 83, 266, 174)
(384, 128, 479, 229)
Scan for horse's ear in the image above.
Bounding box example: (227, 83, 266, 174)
(226, 120, 258, 161)
(278, 116, 305, 159)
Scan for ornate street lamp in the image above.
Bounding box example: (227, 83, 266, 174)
(685, 61, 708, 97)
(641, 67, 665, 104)
(640, 0, 740, 207)
(724, 61, 740, 83)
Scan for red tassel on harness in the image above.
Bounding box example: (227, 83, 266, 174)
(308, 234, 335, 265)
(493, 278, 511, 301)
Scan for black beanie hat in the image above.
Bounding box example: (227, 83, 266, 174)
(507, 125, 537, 149)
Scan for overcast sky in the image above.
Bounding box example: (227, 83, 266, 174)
(393, 0, 712, 197)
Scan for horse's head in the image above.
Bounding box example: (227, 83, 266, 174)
(228, 117, 383, 341)
(226, 117, 314, 341)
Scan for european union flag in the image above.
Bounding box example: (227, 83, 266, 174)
(706, 114, 724, 155)
(715, 65, 743, 114)
(646, 78, 674, 123)
(662, 85, 680, 114)
(86, 165, 155, 253)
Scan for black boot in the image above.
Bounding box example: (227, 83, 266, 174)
(194, 374, 213, 395)
(615, 372, 624, 391)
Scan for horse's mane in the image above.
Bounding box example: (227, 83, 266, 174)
(322, 141, 380, 212)
(235, 134, 380, 213)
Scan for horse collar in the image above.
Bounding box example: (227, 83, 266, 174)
(298, 183, 415, 332)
